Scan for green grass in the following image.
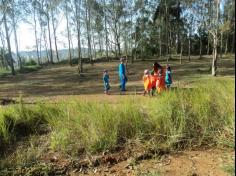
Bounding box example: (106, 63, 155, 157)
(223, 164, 235, 176)
(0, 79, 234, 169)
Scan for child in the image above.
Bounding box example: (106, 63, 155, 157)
(156, 69, 166, 94)
(103, 69, 110, 94)
(143, 69, 152, 96)
(165, 64, 172, 88)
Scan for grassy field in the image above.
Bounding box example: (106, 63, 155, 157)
(0, 55, 235, 175)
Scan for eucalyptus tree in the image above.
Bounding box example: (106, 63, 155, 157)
(27, 0, 41, 65)
(39, 0, 53, 64)
(1, 0, 15, 75)
(72, 0, 83, 73)
(203, 0, 220, 76)
(63, 0, 72, 65)
(49, 0, 62, 63)
(8, 0, 24, 69)
(84, 0, 93, 64)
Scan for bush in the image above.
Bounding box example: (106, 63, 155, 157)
(24, 59, 37, 66)
(18, 65, 42, 74)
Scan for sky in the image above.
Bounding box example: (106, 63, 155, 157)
(11, 17, 70, 52)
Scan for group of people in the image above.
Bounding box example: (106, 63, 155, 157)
(102, 58, 172, 95)
(143, 62, 172, 96)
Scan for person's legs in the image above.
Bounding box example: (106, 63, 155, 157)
(151, 87, 156, 96)
(120, 77, 126, 92)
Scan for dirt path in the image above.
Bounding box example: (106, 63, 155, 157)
(37, 149, 234, 176)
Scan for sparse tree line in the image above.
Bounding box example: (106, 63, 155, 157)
(0, 0, 234, 76)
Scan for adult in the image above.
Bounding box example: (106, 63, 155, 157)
(119, 58, 127, 93)
(150, 62, 160, 75)
(150, 62, 162, 95)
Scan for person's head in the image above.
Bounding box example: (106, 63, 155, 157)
(166, 64, 171, 71)
(153, 62, 162, 71)
(120, 57, 125, 63)
(144, 69, 149, 75)
(103, 69, 108, 75)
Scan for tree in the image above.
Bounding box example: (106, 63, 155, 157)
(1, 0, 15, 75)
(72, 0, 83, 73)
(208, 0, 220, 76)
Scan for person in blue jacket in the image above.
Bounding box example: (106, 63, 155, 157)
(119, 58, 127, 93)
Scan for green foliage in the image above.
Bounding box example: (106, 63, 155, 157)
(24, 59, 37, 66)
(18, 65, 42, 74)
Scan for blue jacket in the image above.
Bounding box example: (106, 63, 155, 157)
(165, 70, 172, 85)
(119, 63, 126, 78)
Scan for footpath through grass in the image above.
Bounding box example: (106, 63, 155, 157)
(0, 79, 235, 171)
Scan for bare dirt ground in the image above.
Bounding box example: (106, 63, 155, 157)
(0, 55, 235, 100)
(0, 55, 235, 175)
(83, 149, 234, 176)
(35, 147, 234, 176)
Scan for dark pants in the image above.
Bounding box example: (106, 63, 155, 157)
(120, 77, 126, 91)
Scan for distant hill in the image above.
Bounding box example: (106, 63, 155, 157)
(18, 48, 90, 61)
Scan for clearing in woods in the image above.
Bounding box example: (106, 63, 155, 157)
(0, 55, 235, 176)
(0, 55, 234, 99)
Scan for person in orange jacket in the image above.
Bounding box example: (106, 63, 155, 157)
(150, 62, 159, 96)
(143, 69, 152, 96)
(156, 69, 166, 93)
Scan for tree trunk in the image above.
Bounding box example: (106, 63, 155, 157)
(231, 22, 235, 53)
(212, 0, 219, 76)
(13, 23, 21, 69)
(51, 8, 59, 62)
(180, 37, 183, 64)
(224, 32, 228, 54)
(32, 5, 40, 66)
(11, 1, 22, 70)
(85, 0, 93, 65)
(134, 30, 137, 61)
(159, 26, 162, 57)
(39, 25, 43, 62)
(212, 36, 217, 76)
(99, 34, 102, 55)
(220, 32, 223, 59)
(43, 28, 49, 64)
(168, 31, 171, 60)
(74, 0, 82, 74)
(65, 1, 72, 66)
(46, 14, 53, 64)
(165, 0, 169, 61)
(92, 35, 96, 59)
(207, 35, 210, 55)
(103, 0, 109, 60)
(188, 35, 191, 62)
(199, 30, 202, 59)
(3, 6, 15, 75)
